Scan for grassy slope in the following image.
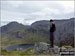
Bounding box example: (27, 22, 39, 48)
(1, 31, 49, 49)
(1, 47, 51, 56)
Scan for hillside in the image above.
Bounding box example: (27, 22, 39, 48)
(0, 18, 75, 48)
(31, 18, 74, 40)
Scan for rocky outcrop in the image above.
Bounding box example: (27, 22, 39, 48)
(31, 42, 59, 54)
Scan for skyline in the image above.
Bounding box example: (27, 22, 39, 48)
(1, 0, 74, 26)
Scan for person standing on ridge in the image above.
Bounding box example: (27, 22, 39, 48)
(49, 19, 56, 48)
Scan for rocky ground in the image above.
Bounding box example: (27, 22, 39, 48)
(31, 42, 74, 56)
(1, 42, 74, 56)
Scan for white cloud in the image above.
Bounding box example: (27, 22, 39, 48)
(58, 1, 74, 9)
(42, 8, 61, 15)
(1, 10, 26, 24)
(57, 1, 74, 14)
(7, 1, 24, 8)
(1, 1, 74, 26)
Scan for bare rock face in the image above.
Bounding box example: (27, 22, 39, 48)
(34, 42, 49, 53)
(32, 42, 59, 54)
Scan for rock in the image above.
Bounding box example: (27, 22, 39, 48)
(32, 42, 59, 54)
(16, 48, 24, 51)
(34, 42, 49, 53)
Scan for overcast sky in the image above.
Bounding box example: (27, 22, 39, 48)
(1, 0, 74, 26)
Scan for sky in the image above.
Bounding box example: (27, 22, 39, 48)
(0, 0, 75, 26)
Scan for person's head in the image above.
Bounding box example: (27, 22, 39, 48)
(50, 19, 54, 24)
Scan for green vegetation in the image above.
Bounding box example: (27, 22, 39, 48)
(60, 45, 73, 48)
(1, 48, 34, 55)
(1, 31, 49, 49)
(1, 48, 51, 56)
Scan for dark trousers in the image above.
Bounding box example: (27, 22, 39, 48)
(50, 32, 54, 48)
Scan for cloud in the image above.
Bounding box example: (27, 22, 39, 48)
(1, 10, 26, 24)
(58, 1, 74, 9)
(1, 1, 74, 26)
(1, 1, 74, 13)
(7, 1, 24, 8)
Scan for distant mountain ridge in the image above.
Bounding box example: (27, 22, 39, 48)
(0, 18, 75, 47)
(31, 18, 74, 39)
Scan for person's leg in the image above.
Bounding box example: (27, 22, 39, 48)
(50, 32, 54, 48)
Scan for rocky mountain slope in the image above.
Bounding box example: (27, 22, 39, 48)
(0, 18, 75, 47)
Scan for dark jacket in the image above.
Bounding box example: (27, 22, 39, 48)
(50, 24, 56, 32)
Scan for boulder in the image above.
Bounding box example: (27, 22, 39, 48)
(32, 42, 59, 54)
(34, 42, 49, 53)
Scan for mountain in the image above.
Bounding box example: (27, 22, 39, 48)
(0, 18, 75, 48)
(31, 18, 74, 40)
(0, 22, 29, 40)
(1, 21, 29, 33)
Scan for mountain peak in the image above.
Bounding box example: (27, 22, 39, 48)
(7, 21, 19, 25)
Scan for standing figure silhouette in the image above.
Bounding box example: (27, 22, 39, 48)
(49, 19, 56, 48)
